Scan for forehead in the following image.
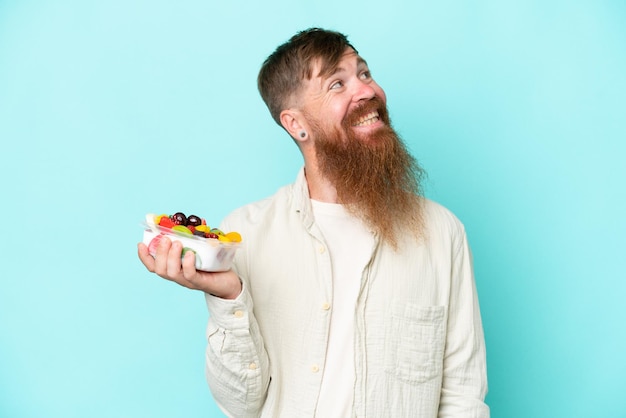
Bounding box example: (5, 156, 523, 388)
(294, 49, 369, 106)
(312, 48, 367, 80)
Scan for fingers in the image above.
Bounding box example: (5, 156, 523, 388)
(165, 240, 184, 278)
(137, 242, 155, 271)
(138, 237, 241, 297)
(147, 237, 200, 288)
(151, 236, 182, 279)
(181, 249, 199, 278)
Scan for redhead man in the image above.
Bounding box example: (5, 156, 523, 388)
(138, 28, 489, 418)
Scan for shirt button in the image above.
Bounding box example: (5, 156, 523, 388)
(321, 302, 330, 310)
(311, 364, 319, 373)
(234, 310, 244, 318)
(318, 246, 325, 254)
(249, 362, 257, 370)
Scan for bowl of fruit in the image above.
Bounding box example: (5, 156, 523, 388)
(142, 212, 242, 272)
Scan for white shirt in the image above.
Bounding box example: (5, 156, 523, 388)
(311, 200, 375, 417)
(205, 168, 489, 418)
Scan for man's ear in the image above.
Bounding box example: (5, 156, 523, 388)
(280, 109, 309, 144)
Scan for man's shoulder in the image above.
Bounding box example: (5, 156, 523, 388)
(421, 198, 466, 234)
(222, 182, 295, 225)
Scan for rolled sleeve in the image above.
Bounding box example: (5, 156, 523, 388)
(205, 283, 270, 418)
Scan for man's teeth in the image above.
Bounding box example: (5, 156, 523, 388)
(354, 111, 380, 127)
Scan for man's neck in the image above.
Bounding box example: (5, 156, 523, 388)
(304, 164, 339, 203)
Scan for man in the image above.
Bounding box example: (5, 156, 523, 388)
(138, 28, 489, 418)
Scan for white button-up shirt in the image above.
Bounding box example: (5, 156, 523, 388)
(205, 168, 489, 418)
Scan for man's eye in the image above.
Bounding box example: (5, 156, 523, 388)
(360, 71, 371, 80)
(330, 81, 343, 90)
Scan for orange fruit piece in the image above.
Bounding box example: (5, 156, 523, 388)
(225, 231, 242, 242)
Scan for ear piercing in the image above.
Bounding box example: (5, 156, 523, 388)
(299, 130, 307, 138)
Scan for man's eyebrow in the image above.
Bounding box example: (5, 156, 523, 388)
(324, 56, 369, 78)
(326, 65, 347, 78)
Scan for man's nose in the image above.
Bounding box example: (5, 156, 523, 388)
(352, 79, 376, 102)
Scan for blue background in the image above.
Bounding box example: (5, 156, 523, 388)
(1, 1, 625, 417)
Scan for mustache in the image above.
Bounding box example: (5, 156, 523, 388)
(343, 96, 389, 127)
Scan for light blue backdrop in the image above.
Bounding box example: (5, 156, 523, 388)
(1, 1, 625, 417)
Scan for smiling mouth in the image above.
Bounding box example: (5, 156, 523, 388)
(352, 111, 380, 127)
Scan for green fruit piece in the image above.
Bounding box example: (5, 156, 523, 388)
(172, 225, 193, 235)
(210, 227, 224, 236)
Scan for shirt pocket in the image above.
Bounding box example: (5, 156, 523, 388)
(385, 304, 446, 385)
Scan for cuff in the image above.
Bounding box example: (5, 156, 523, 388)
(204, 282, 252, 331)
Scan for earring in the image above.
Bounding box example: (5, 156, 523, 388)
(299, 130, 307, 138)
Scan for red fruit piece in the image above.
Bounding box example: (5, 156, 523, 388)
(159, 217, 175, 228)
(148, 233, 165, 255)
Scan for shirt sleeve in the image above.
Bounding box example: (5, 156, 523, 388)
(438, 227, 490, 418)
(204, 282, 270, 418)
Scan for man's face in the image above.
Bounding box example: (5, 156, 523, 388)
(298, 49, 389, 144)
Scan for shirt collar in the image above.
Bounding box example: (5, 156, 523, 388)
(292, 166, 315, 229)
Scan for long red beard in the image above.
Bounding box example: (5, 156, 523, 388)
(312, 98, 426, 247)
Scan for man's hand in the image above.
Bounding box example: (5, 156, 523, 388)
(137, 237, 242, 300)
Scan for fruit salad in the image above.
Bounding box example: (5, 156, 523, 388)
(142, 212, 241, 272)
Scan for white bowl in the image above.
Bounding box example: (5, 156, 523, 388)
(142, 214, 240, 272)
